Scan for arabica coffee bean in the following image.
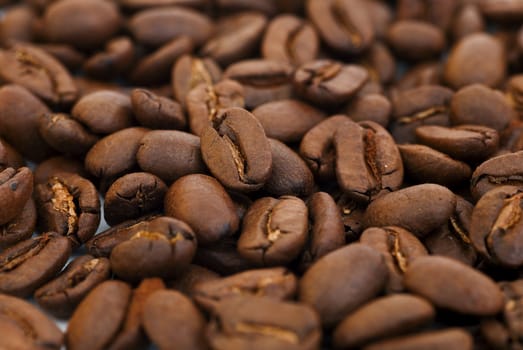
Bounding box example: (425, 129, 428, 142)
(143, 289, 207, 350)
(404, 255, 504, 315)
(299, 243, 388, 326)
(35, 255, 111, 318)
(333, 294, 435, 349)
(0, 233, 71, 297)
(363, 328, 473, 350)
(0, 167, 33, 225)
(345, 93, 391, 127)
(387, 20, 446, 60)
(35, 172, 100, 246)
(164, 174, 239, 245)
(131, 88, 186, 130)
(0, 293, 63, 349)
(206, 295, 321, 350)
(200, 107, 272, 192)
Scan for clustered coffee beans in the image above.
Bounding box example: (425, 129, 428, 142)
(0, 0, 522, 349)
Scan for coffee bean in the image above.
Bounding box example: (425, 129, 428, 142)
(170, 264, 220, 295)
(0, 197, 36, 249)
(0, 5, 36, 46)
(299, 243, 388, 326)
(345, 93, 391, 127)
(395, 62, 443, 91)
(451, 4, 485, 40)
(35, 255, 111, 318)
(387, 20, 446, 60)
(0, 137, 24, 171)
(363, 328, 473, 350)
(479, 0, 523, 22)
(194, 236, 254, 275)
(404, 255, 504, 315)
(0, 167, 33, 225)
(131, 88, 186, 130)
(33, 156, 88, 184)
(84, 37, 135, 79)
(396, 0, 457, 31)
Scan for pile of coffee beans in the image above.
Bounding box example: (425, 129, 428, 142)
(1, 0, 523, 349)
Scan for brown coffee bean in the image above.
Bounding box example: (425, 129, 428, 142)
(110, 216, 196, 282)
(0, 137, 24, 171)
(201, 107, 272, 192)
(0, 43, 78, 105)
(35, 43, 86, 71)
(38, 113, 99, 156)
(42, 0, 121, 50)
(0, 167, 33, 225)
(129, 6, 212, 47)
(33, 156, 88, 184)
(363, 328, 473, 350)
(364, 184, 456, 237)
(136, 130, 206, 183)
(294, 60, 368, 107)
(479, 0, 523, 22)
(34, 255, 111, 319)
(451, 4, 485, 40)
(0, 197, 36, 249)
(35, 172, 100, 246)
(131, 89, 186, 130)
(470, 151, 523, 200)
(186, 79, 245, 136)
(396, 0, 457, 30)
(307, 0, 374, 54)
(201, 12, 267, 67)
(395, 61, 443, 91)
(333, 294, 435, 349)
(0, 232, 71, 297)
(299, 243, 388, 326)
(206, 295, 321, 350)
(170, 264, 220, 295)
(66, 280, 132, 350)
(404, 255, 504, 315)
(215, 0, 277, 15)
(345, 93, 391, 127)
(0, 293, 63, 349)
(130, 36, 193, 85)
(0, 5, 36, 46)
(195, 236, 253, 275)
(262, 14, 319, 66)
(164, 174, 239, 245)
(360, 226, 428, 293)
(387, 20, 446, 60)
(172, 54, 222, 108)
(84, 37, 135, 79)
(72, 91, 135, 135)
(143, 290, 207, 350)
(445, 33, 506, 89)
(193, 267, 297, 311)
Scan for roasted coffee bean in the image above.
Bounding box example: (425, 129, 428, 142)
(363, 328, 473, 350)
(129, 6, 212, 47)
(307, 0, 374, 54)
(0, 167, 32, 225)
(186, 79, 245, 136)
(84, 37, 135, 79)
(334, 120, 403, 202)
(470, 151, 523, 201)
(206, 295, 321, 350)
(444, 33, 506, 89)
(364, 184, 456, 237)
(66, 280, 132, 350)
(130, 36, 193, 86)
(424, 196, 477, 266)
(214, 0, 277, 16)
(451, 4, 485, 40)
(0, 137, 24, 171)
(0, 232, 71, 297)
(0, 5, 36, 46)
(164, 174, 239, 245)
(0, 293, 63, 349)
(252, 99, 325, 143)
(200, 107, 272, 192)
(387, 20, 446, 60)
(361, 41, 396, 85)
(333, 294, 435, 349)
(143, 289, 207, 350)
(131, 89, 186, 130)
(42, 0, 121, 50)
(398, 144, 471, 187)
(38, 113, 99, 156)
(110, 216, 197, 282)
(479, 0, 523, 22)
(345, 93, 391, 127)
(170, 264, 220, 295)
(262, 14, 319, 66)
(0, 43, 78, 105)
(360, 226, 428, 293)
(36, 43, 86, 71)
(300, 192, 345, 270)
(172, 54, 222, 108)
(33, 156, 88, 184)
(0, 198, 36, 249)
(396, 0, 457, 30)
(415, 124, 499, 162)
(470, 185, 523, 267)
(404, 255, 504, 315)
(264, 139, 314, 197)
(194, 236, 253, 275)
(193, 267, 297, 311)
(104, 172, 167, 226)
(35, 255, 111, 319)
(136, 130, 206, 183)
(395, 61, 443, 91)
(35, 172, 100, 246)
(238, 196, 308, 266)
(299, 243, 388, 326)
(293, 60, 368, 107)
(72, 91, 134, 135)
(390, 84, 453, 144)
(201, 12, 267, 67)
(223, 59, 293, 108)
